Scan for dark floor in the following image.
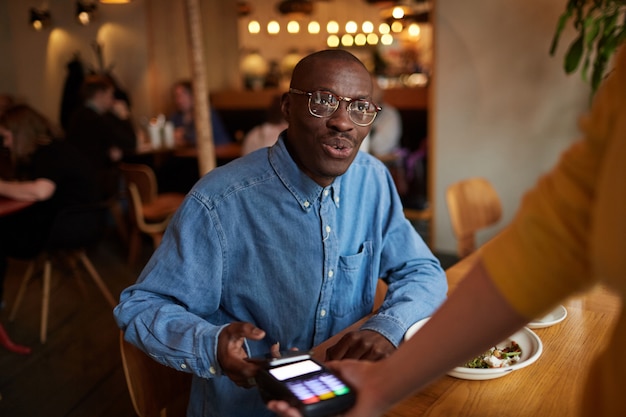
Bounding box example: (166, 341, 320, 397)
(0, 222, 457, 417)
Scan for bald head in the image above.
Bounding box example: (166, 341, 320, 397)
(290, 50, 369, 89)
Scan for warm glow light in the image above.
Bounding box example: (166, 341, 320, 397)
(408, 23, 420, 37)
(99, 0, 132, 3)
(287, 20, 300, 33)
(326, 20, 339, 34)
(327, 34, 340, 47)
(345, 20, 357, 34)
(341, 34, 354, 47)
(267, 20, 280, 34)
(308, 21, 320, 34)
(32, 20, 43, 30)
(381, 33, 394, 45)
(248, 20, 260, 34)
(354, 33, 367, 46)
(362, 21, 374, 33)
(392, 6, 405, 19)
(391, 21, 403, 33)
(78, 11, 91, 25)
(378, 23, 390, 34)
(366, 33, 379, 45)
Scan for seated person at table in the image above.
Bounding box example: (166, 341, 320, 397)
(269, 44, 626, 417)
(66, 74, 137, 200)
(114, 50, 447, 417)
(241, 94, 288, 156)
(157, 80, 241, 193)
(170, 79, 240, 158)
(0, 105, 99, 351)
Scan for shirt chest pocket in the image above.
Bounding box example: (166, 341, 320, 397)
(331, 241, 375, 318)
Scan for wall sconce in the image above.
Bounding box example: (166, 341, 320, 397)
(76, 1, 98, 25)
(29, 7, 51, 31)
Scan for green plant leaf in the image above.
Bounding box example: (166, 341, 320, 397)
(550, 11, 573, 55)
(565, 33, 586, 73)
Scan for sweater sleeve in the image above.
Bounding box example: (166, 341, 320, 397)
(478, 48, 625, 319)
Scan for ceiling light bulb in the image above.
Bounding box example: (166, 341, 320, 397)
(327, 20, 339, 34)
(248, 20, 261, 34)
(392, 6, 405, 19)
(408, 23, 420, 37)
(287, 20, 300, 33)
(345, 20, 357, 34)
(341, 34, 354, 47)
(308, 21, 320, 34)
(381, 33, 394, 45)
(267, 20, 280, 34)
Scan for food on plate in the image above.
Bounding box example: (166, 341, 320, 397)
(463, 341, 522, 369)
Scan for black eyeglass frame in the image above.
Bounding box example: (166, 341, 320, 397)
(289, 88, 382, 127)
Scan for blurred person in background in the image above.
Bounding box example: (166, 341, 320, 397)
(241, 94, 288, 156)
(359, 76, 402, 158)
(0, 104, 99, 355)
(158, 80, 241, 193)
(66, 74, 137, 200)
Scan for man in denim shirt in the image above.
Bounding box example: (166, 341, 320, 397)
(114, 50, 447, 417)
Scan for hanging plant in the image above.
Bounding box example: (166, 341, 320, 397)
(550, 0, 626, 95)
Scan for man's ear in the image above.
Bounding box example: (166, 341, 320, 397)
(280, 92, 290, 122)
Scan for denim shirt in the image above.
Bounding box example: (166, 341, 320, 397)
(114, 136, 447, 417)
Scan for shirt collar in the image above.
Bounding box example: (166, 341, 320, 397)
(269, 135, 341, 211)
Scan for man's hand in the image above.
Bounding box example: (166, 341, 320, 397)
(325, 329, 395, 361)
(217, 322, 266, 387)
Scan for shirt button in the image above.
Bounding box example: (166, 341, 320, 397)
(304, 201, 310, 208)
(325, 225, 331, 233)
(335, 197, 340, 204)
(324, 189, 329, 197)
(180, 363, 188, 370)
(320, 309, 327, 317)
(209, 366, 216, 374)
(328, 270, 334, 278)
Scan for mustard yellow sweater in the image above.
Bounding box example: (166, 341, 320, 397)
(481, 46, 626, 416)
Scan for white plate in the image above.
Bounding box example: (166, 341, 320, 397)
(527, 305, 567, 329)
(404, 318, 543, 381)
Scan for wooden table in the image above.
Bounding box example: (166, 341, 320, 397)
(314, 252, 620, 417)
(0, 196, 34, 217)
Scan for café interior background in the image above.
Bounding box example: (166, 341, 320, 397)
(0, 0, 589, 254)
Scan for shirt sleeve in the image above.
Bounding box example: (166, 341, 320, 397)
(361, 168, 448, 345)
(113, 195, 227, 378)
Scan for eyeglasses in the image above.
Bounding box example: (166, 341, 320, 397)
(289, 88, 381, 127)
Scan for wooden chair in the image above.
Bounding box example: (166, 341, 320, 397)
(9, 202, 117, 343)
(119, 163, 185, 265)
(120, 331, 192, 417)
(446, 177, 502, 258)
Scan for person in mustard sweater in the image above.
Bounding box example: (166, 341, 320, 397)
(269, 45, 626, 417)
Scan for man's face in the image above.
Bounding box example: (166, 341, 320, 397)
(282, 59, 373, 187)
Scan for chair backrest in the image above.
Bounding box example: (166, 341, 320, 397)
(119, 163, 159, 205)
(446, 177, 502, 258)
(120, 331, 192, 417)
